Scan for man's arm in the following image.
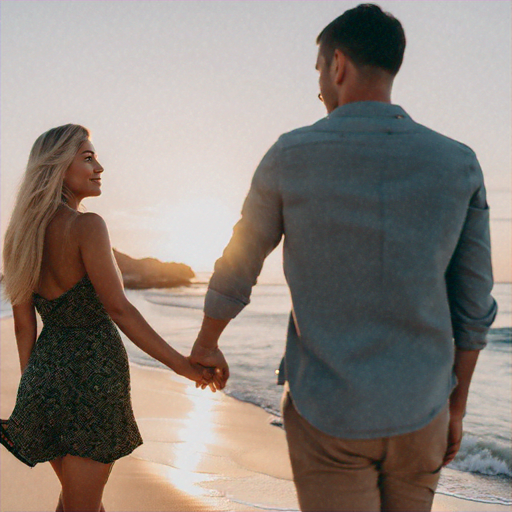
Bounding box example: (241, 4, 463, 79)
(191, 316, 230, 389)
(443, 348, 479, 466)
(443, 154, 498, 465)
(190, 142, 285, 382)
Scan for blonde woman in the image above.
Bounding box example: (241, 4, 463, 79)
(0, 124, 218, 512)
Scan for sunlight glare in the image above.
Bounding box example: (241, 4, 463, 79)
(163, 384, 218, 496)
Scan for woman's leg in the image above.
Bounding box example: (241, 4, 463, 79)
(49, 458, 65, 512)
(50, 456, 110, 512)
(59, 454, 114, 512)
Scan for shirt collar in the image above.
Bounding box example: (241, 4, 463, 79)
(328, 101, 409, 120)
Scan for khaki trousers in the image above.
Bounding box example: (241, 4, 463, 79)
(282, 392, 449, 512)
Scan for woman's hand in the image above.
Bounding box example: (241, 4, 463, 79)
(176, 355, 217, 391)
(190, 344, 230, 390)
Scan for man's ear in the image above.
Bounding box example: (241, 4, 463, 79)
(332, 49, 347, 85)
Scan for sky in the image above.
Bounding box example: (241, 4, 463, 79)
(1, 0, 511, 282)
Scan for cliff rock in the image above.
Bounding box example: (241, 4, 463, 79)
(113, 249, 194, 289)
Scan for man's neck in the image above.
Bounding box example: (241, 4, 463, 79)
(336, 68, 393, 107)
(338, 86, 392, 106)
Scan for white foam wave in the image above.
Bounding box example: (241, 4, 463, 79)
(450, 436, 511, 477)
(0, 299, 13, 318)
(0, 308, 13, 319)
(228, 499, 298, 511)
(436, 490, 512, 507)
(144, 296, 204, 310)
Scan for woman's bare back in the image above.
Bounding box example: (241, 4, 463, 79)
(36, 205, 87, 300)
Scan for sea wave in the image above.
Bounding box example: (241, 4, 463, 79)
(449, 435, 511, 477)
(1, 301, 13, 318)
(230, 389, 512, 481)
(487, 327, 511, 344)
(144, 295, 204, 310)
(437, 467, 512, 506)
(436, 489, 512, 507)
(141, 293, 512, 344)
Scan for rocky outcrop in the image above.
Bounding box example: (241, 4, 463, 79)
(113, 249, 195, 289)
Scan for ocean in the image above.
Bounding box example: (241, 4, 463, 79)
(1, 279, 511, 506)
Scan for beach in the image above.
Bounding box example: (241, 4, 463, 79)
(1, 316, 510, 512)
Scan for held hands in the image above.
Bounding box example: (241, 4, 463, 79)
(183, 356, 217, 393)
(176, 355, 217, 391)
(190, 343, 230, 391)
(187, 314, 231, 392)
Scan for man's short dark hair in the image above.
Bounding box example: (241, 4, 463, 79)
(317, 4, 406, 76)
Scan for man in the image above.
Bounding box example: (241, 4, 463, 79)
(191, 4, 497, 511)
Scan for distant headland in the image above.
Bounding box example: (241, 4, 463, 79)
(113, 249, 195, 289)
(0, 250, 195, 291)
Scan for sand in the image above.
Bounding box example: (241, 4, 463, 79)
(1, 317, 510, 512)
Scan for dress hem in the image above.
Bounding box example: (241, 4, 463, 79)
(0, 421, 36, 467)
(1, 420, 143, 469)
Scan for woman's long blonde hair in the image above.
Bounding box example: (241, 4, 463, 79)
(3, 124, 90, 305)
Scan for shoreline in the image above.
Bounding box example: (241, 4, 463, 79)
(1, 317, 510, 511)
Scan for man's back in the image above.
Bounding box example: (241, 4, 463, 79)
(205, 101, 497, 438)
(194, 6, 497, 510)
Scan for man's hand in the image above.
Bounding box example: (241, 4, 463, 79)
(443, 414, 463, 466)
(443, 349, 479, 467)
(174, 354, 217, 391)
(190, 344, 230, 390)
(190, 315, 231, 390)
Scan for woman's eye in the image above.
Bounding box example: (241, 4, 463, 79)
(85, 156, 93, 161)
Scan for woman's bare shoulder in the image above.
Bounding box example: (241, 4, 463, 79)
(74, 211, 107, 229)
(73, 212, 110, 245)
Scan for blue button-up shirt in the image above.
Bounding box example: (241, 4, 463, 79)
(204, 101, 497, 439)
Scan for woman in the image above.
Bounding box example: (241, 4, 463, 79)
(0, 124, 216, 512)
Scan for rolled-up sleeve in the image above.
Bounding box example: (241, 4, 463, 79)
(204, 142, 284, 320)
(445, 154, 498, 350)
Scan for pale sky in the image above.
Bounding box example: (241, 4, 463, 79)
(1, 0, 511, 282)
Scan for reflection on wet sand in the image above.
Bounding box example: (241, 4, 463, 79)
(165, 384, 218, 497)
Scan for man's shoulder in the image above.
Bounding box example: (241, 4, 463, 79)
(411, 120, 477, 160)
(268, 113, 479, 173)
(274, 114, 477, 158)
(274, 118, 332, 151)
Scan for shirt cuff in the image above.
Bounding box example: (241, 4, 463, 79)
(204, 288, 248, 320)
(453, 330, 488, 351)
(452, 299, 498, 350)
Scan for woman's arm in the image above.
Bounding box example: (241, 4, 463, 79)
(12, 300, 37, 373)
(74, 212, 212, 386)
